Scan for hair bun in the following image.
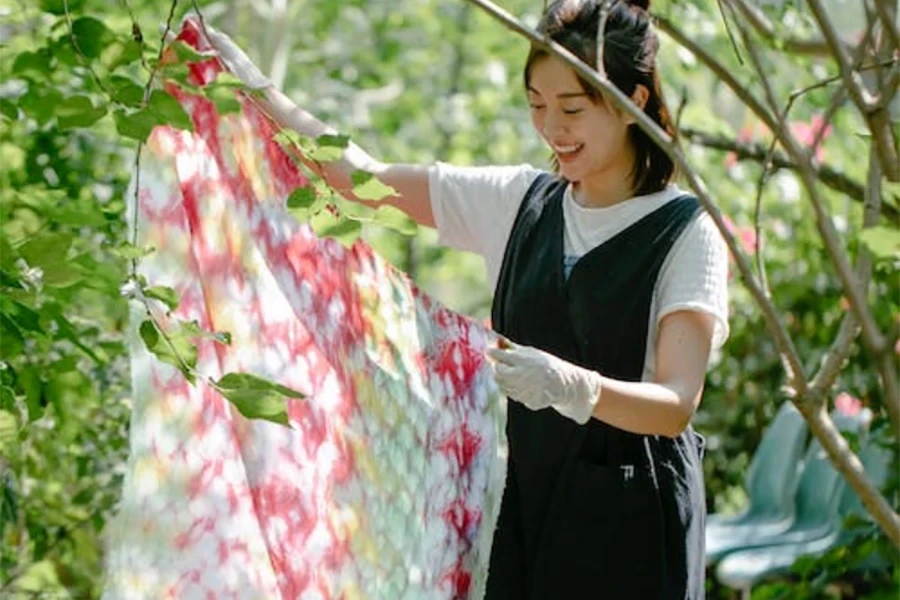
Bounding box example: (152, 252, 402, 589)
(625, 0, 650, 10)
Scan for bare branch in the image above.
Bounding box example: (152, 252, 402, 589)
(679, 128, 900, 223)
(806, 0, 900, 180)
(462, 0, 810, 396)
(596, 0, 614, 77)
(672, 7, 889, 361)
(655, 16, 779, 134)
(810, 146, 878, 398)
(730, 0, 836, 55)
(873, 0, 900, 54)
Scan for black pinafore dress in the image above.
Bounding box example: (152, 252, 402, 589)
(485, 173, 707, 599)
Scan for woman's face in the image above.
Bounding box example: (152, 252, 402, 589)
(527, 55, 634, 186)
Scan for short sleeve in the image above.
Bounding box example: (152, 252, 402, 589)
(655, 212, 730, 350)
(428, 162, 541, 261)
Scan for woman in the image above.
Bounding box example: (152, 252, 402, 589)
(209, 0, 728, 597)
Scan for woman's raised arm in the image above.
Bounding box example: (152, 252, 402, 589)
(205, 27, 436, 227)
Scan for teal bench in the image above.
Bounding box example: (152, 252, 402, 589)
(715, 436, 892, 595)
(705, 402, 808, 564)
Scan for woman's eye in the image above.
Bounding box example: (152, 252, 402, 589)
(529, 104, 546, 110)
(563, 109, 583, 115)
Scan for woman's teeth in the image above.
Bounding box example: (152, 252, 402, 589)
(555, 144, 583, 160)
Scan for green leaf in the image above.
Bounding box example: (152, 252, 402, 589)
(110, 243, 155, 260)
(147, 89, 193, 131)
(42, 261, 85, 288)
(19, 84, 64, 125)
(12, 50, 53, 80)
(372, 205, 418, 235)
(17, 232, 73, 268)
(205, 85, 241, 115)
(860, 226, 900, 261)
(70, 17, 113, 59)
(113, 107, 159, 142)
(170, 41, 208, 64)
(273, 128, 303, 148)
(215, 372, 305, 426)
(351, 170, 398, 201)
(287, 186, 318, 209)
(211, 72, 248, 88)
(139, 320, 197, 384)
(0, 99, 18, 121)
(159, 62, 193, 87)
(108, 76, 145, 108)
(307, 134, 350, 162)
(0, 410, 16, 457)
(0, 296, 44, 335)
(101, 39, 143, 72)
(144, 286, 179, 311)
(0, 269, 23, 290)
(311, 210, 362, 246)
(56, 95, 107, 129)
(217, 372, 305, 399)
(0, 314, 25, 358)
(39, 0, 85, 14)
(179, 320, 232, 345)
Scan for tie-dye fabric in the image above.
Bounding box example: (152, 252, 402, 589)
(103, 19, 506, 600)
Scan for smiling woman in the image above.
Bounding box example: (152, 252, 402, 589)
(207, 0, 728, 597)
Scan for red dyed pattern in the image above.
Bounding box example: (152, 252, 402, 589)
(103, 19, 506, 600)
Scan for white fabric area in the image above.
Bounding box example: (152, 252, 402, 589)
(428, 162, 729, 382)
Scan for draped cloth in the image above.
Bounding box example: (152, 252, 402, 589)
(103, 19, 506, 600)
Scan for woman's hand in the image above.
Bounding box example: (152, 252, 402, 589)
(203, 26, 273, 90)
(487, 340, 603, 425)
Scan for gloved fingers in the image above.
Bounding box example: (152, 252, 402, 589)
(491, 363, 520, 396)
(486, 346, 517, 366)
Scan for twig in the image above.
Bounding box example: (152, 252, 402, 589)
(873, 0, 900, 57)
(810, 146, 879, 396)
(62, 0, 111, 97)
(730, 0, 838, 55)
(678, 128, 900, 223)
(715, 0, 745, 64)
(655, 15, 779, 134)
(666, 9, 890, 362)
(806, 0, 900, 180)
(596, 0, 613, 76)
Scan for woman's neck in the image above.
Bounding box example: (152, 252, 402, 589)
(571, 172, 634, 209)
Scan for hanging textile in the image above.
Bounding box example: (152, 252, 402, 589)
(103, 19, 506, 600)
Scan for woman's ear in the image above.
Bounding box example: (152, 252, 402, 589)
(624, 84, 650, 124)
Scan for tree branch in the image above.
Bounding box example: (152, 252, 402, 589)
(655, 15, 779, 133)
(798, 402, 900, 547)
(873, 0, 900, 57)
(668, 8, 889, 363)
(679, 128, 900, 223)
(810, 146, 878, 403)
(729, 0, 836, 55)
(806, 0, 900, 180)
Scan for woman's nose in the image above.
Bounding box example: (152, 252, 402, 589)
(542, 112, 567, 140)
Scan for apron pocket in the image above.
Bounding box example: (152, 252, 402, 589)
(531, 459, 667, 598)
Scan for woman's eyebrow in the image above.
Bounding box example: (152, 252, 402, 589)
(526, 86, 587, 99)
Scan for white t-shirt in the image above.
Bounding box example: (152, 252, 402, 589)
(428, 162, 729, 382)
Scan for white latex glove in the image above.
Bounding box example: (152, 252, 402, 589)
(203, 26, 273, 90)
(487, 340, 603, 425)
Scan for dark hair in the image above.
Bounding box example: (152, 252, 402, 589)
(523, 0, 676, 196)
